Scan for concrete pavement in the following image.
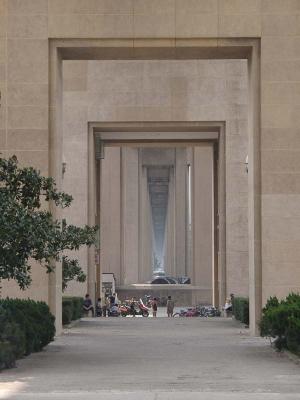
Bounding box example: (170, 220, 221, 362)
(0, 317, 300, 399)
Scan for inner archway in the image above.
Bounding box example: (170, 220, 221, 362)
(90, 127, 224, 307)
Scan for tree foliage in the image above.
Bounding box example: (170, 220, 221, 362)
(0, 156, 97, 290)
(62, 257, 86, 291)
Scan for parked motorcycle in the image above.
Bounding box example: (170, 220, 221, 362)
(198, 305, 221, 317)
(137, 299, 150, 317)
(173, 307, 200, 317)
(173, 305, 221, 318)
(119, 299, 150, 317)
(119, 304, 131, 317)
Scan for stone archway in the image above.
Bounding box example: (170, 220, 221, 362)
(50, 39, 261, 335)
(90, 125, 224, 309)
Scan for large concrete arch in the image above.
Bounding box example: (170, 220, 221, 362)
(49, 38, 260, 335)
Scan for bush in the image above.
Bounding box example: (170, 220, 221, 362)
(62, 297, 83, 325)
(62, 299, 73, 325)
(233, 297, 249, 325)
(0, 298, 55, 370)
(260, 293, 300, 354)
(70, 297, 84, 320)
(0, 342, 16, 370)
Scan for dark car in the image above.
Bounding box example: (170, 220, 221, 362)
(151, 276, 177, 284)
(177, 276, 191, 284)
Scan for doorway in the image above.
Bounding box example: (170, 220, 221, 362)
(88, 125, 225, 308)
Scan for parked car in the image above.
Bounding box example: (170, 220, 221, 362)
(150, 275, 191, 284)
(151, 276, 177, 284)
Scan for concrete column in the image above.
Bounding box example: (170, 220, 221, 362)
(186, 147, 194, 282)
(100, 147, 121, 285)
(139, 163, 153, 282)
(87, 131, 97, 303)
(164, 166, 175, 276)
(49, 46, 63, 334)
(218, 130, 226, 307)
(248, 44, 262, 336)
(175, 148, 187, 277)
(193, 145, 214, 304)
(121, 148, 139, 284)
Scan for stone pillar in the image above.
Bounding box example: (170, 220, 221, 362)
(139, 163, 153, 282)
(175, 148, 187, 277)
(218, 130, 226, 307)
(164, 166, 175, 276)
(193, 145, 214, 303)
(100, 147, 121, 285)
(186, 147, 194, 282)
(87, 131, 97, 304)
(121, 148, 139, 284)
(248, 45, 262, 336)
(49, 47, 63, 335)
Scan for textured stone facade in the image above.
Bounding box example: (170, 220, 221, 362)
(0, 0, 299, 334)
(62, 59, 249, 301)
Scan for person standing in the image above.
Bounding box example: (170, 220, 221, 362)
(96, 297, 102, 317)
(152, 297, 158, 318)
(102, 296, 109, 317)
(166, 295, 174, 317)
(110, 293, 116, 306)
(130, 297, 136, 317)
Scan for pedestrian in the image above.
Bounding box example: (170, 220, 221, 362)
(152, 297, 158, 318)
(102, 296, 109, 317)
(83, 294, 94, 317)
(106, 296, 111, 316)
(166, 295, 174, 317)
(96, 297, 102, 317)
(130, 297, 136, 316)
(224, 297, 232, 317)
(110, 292, 116, 306)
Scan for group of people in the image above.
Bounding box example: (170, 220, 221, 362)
(127, 295, 175, 317)
(83, 293, 118, 317)
(148, 295, 175, 317)
(83, 293, 176, 318)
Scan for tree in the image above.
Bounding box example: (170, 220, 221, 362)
(0, 156, 97, 291)
(62, 256, 86, 291)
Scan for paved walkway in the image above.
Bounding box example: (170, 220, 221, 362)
(1, 317, 300, 400)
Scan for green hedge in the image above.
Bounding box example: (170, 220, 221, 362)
(260, 293, 300, 354)
(62, 296, 83, 325)
(0, 298, 55, 370)
(233, 297, 249, 325)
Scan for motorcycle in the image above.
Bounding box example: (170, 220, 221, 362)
(119, 304, 132, 317)
(173, 307, 200, 317)
(137, 299, 150, 317)
(172, 305, 221, 318)
(198, 305, 221, 317)
(119, 299, 150, 317)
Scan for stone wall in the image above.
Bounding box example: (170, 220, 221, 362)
(62, 59, 249, 297)
(0, 1, 299, 330)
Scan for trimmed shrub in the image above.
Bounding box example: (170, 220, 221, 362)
(0, 342, 16, 370)
(287, 316, 300, 354)
(62, 296, 83, 325)
(70, 297, 84, 320)
(62, 299, 73, 325)
(1, 319, 25, 359)
(260, 293, 300, 354)
(0, 298, 55, 370)
(233, 297, 249, 325)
